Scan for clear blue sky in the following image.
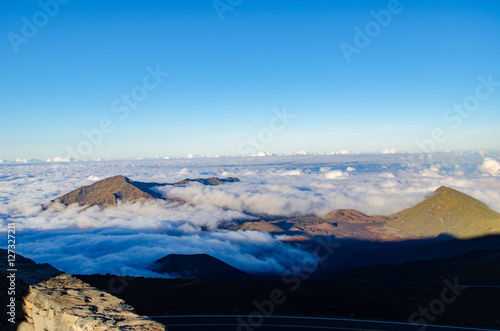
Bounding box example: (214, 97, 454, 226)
(1, 0, 499, 160)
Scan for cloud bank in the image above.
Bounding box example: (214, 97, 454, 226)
(1, 152, 500, 277)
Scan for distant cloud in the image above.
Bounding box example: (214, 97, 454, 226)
(479, 157, 500, 176)
(87, 175, 103, 181)
(46, 156, 70, 163)
(328, 150, 359, 155)
(382, 148, 397, 154)
(278, 169, 302, 176)
(324, 170, 349, 179)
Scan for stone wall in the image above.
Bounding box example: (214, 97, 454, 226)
(1, 250, 165, 330)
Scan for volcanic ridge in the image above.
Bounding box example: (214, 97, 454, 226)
(44, 175, 240, 208)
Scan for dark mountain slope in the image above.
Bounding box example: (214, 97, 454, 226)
(150, 253, 251, 280)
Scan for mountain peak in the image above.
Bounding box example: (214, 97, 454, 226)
(150, 253, 251, 280)
(322, 209, 371, 221)
(49, 175, 162, 208)
(435, 185, 452, 192)
(434, 185, 460, 195)
(104, 175, 129, 183)
(387, 186, 500, 238)
(46, 175, 241, 209)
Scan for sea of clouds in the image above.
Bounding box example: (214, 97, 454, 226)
(1, 152, 500, 277)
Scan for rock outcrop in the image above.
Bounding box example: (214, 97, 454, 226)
(0, 249, 165, 330)
(20, 273, 164, 331)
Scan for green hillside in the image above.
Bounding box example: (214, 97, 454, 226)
(385, 186, 500, 239)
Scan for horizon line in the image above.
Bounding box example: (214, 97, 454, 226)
(1, 150, 499, 165)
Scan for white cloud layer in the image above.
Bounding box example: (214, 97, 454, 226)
(479, 157, 500, 176)
(1, 152, 500, 277)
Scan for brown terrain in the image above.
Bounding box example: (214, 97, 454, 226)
(237, 220, 285, 233)
(234, 211, 392, 240)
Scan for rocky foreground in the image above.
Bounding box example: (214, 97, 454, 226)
(0, 249, 164, 331)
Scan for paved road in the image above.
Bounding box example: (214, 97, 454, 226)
(150, 315, 499, 331)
